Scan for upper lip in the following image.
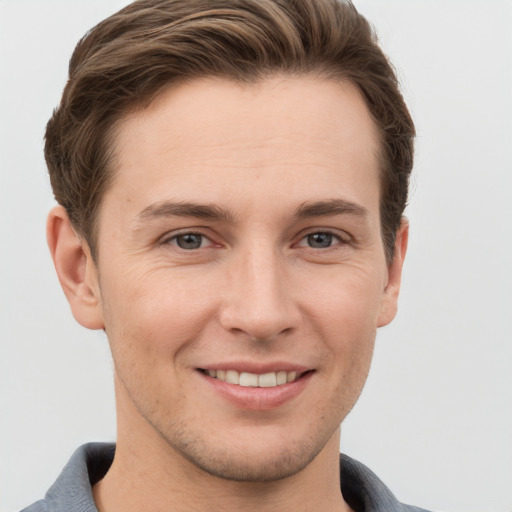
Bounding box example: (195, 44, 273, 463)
(196, 362, 312, 374)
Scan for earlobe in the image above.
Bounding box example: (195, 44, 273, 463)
(377, 218, 409, 328)
(47, 205, 104, 330)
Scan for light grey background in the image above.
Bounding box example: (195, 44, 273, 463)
(1, 1, 511, 511)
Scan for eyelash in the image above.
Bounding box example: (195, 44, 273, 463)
(296, 229, 349, 249)
(162, 229, 349, 251)
(163, 231, 215, 250)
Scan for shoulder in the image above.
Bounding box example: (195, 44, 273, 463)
(20, 501, 47, 512)
(20, 443, 115, 512)
(340, 454, 434, 512)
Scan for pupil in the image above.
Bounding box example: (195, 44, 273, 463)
(308, 233, 332, 248)
(177, 234, 202, 249)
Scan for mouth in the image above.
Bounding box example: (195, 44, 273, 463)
(197, 366, 314, 409)
(197, 368, 311, 388)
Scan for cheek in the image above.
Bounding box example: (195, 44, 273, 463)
(303, 265, 383, 376)
(305, 262, 386, 330)
(315, 284, 378, 419)
(100, 266, 219, 366)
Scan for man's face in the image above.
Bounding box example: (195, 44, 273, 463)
(86, 76, 404, 481)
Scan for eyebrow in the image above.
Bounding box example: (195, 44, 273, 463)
(294, 199, 368, 219)
(136, 201, 235, 223)
(135, 198, 367, 225)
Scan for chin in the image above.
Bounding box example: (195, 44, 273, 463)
(158, 418, 333, 483)
(176, 440, 323, 482)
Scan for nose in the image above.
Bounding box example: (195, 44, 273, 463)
(219, 245, 301, 342)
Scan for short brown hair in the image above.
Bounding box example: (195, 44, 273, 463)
(45, 0, 415, 262)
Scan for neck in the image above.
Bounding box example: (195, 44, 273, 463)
(93, 379, 352, 512)
(94, 434, 350, 512)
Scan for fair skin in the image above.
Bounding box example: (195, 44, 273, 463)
(48, 76, 408, 512)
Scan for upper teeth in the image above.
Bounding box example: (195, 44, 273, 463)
(206, 369, 298, 387)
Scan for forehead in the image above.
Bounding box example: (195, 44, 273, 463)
(106, 75, 381, 216)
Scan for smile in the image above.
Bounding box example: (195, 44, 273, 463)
(199, 369, 304, 387)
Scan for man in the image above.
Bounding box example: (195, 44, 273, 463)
(23, 0, 427, 510)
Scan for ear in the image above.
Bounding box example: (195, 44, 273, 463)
(47, 205, 105, 330)
(377, 218, 409, 328)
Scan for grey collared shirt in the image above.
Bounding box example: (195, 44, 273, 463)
(21, 443, 431, 512)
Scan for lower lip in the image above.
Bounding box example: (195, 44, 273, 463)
(198, 371, 313, 410)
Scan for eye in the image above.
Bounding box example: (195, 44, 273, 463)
(307, 232, 334, 248)
(296, 231, 346, 249)
(167, 232, 211, 250)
